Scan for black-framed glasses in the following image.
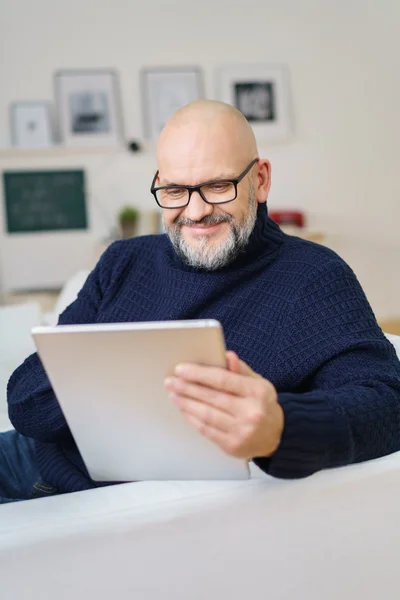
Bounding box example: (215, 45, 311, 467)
(150, 158, 259, 209)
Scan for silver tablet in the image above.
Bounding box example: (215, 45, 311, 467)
(32, 320, 250, 481)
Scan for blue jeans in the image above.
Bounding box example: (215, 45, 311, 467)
(0, 430, 59, 504)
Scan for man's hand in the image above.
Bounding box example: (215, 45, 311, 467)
(164, 351, 284, 460)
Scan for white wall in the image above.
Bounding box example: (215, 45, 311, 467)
(0, 0, 399, 317)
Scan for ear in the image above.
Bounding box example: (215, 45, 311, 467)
(255, 159, 271, 204)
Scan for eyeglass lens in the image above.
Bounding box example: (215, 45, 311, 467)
(156, 181, 236, 208)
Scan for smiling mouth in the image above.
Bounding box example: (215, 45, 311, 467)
(185, 222, 224, 234)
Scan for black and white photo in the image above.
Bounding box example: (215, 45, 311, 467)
(234, 82, 276, 123)
(217, 65, 292, 141)
(69, 92, 110, 134)
(55, 70, 123, 146)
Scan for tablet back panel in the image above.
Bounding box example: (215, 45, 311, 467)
(32, 321, 250, 481)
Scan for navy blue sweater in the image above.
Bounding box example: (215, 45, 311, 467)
(7, 204, 400, 493)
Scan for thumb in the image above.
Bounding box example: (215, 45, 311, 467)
(226, 351, 260, 378)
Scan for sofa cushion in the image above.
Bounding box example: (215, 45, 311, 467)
(0, 302, 41, 418)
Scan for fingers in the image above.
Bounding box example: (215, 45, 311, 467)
(173, 362, 259, 398)
(181, 411, 231, 450)
(166, 377, 236, 415)
(226, 351, 240, 373)
(171, 393, 235, 432)
(226, 351, 261, 378)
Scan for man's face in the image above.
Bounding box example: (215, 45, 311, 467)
(157, 124, 265, 270)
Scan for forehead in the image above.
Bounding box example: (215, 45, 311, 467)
(158, 164, 239, 186)
(157, 126, 245, 186)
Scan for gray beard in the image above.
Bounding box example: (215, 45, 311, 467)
(164, 183, 258, 271)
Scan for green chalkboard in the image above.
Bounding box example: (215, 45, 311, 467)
(3, 170, 88, 234)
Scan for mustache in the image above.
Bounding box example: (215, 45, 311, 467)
(174, 214, 233, 227)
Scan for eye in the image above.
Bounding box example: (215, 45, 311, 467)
(165, 187, 186, 198)
(207, 183, 231, 193)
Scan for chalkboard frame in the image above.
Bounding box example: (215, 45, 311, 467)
(2, 169, 88, 234)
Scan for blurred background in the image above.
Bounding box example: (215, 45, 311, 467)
(0, 0, 399, 332)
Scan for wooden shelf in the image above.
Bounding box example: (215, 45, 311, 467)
(0, 145, 128, 160)
(379, 319, 400, 336)
(5, 290, 60, 313)
(280, 226, 325, 244)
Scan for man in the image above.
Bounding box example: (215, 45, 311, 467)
(2, 100, 400, 503)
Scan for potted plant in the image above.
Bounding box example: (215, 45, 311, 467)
(118, 205, 139, 239)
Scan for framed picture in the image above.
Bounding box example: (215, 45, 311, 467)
(142, 67, 203, 141)
(217, 65, 292, 141)
(55, 69, 123, 147)
(10, 102, 53, 148)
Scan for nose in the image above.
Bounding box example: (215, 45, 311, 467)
(183, 190, 214, 222)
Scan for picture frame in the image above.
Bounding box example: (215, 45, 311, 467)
(217, 65, 292, 141)
(10, 102, 53, 148)
(141, 67, 204, 141)
(54, 69, 123, 147)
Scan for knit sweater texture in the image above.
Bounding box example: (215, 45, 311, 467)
(7, 204, 400, 493)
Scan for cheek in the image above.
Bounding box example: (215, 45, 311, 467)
(162, 208, 182, 228)
(219, 204, 242, 226)
(233, 191, 252, 222)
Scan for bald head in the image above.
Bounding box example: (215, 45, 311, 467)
(156, 100, 258, 183)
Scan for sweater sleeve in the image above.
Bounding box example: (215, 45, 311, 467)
(7, 242, 122, 442)
(253, 259, 400, 479)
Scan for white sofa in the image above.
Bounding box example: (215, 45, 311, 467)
(1, 452, 400, 599)
(0, 335, 399, 598)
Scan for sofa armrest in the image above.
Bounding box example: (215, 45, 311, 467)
(1, 454, 400, 599)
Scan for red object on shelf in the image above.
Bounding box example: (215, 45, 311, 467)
(269, 210, 305, 227)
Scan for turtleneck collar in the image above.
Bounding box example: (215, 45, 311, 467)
(167, 202, 283, 274)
